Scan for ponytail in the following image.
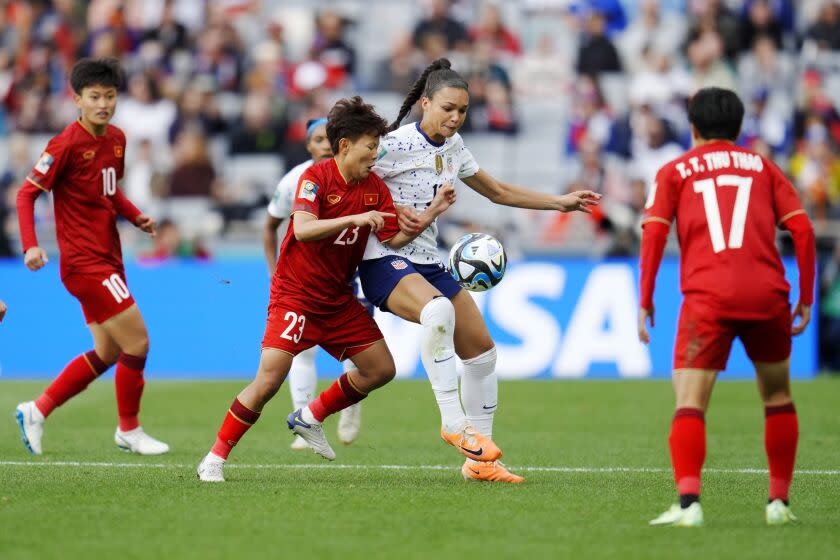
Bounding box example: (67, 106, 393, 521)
(387, 58, 468, 133)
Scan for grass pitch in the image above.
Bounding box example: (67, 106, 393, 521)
(1, 378, 838, 559)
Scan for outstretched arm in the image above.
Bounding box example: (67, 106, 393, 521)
(461, 169, 601, 212)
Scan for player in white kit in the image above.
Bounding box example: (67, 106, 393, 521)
(262, 118, 366, 448)
(359, 59, 601, 482)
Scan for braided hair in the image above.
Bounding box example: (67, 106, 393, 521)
(386, 58, 469, 133)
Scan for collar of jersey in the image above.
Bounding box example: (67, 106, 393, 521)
(415, 121, 445, 148)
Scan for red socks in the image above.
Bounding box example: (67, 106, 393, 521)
(116, 353, 146, 432)
(765, 402, 798, 502)
(35, 351, 110, 417)
(309, 373, 367, 422)
(211, 398, 261, 460)
(669, 407, 706, 497)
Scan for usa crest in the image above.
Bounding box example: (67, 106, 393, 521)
(435, 154, 443, 175)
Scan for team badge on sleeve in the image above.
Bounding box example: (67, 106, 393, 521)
(376, 145, 388, 161)
(299, 180, 319, 202)
(34, 153, 54, 174)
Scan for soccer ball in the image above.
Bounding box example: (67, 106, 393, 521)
(447, 233, 506, 292)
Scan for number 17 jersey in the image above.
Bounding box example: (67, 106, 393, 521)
(643, 140, 805, 319)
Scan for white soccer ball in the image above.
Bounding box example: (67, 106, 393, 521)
(447, 233, 507, 292)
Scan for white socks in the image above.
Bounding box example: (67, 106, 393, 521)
(460, 347, 498, 439)
(419, 297, 465, 433)
(289, 346, 318, 411)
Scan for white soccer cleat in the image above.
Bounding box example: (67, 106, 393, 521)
(115, 427, 170, 455)
(15, 401, 45, 455)
(766, 499, 798, 526)
(290, 435, 310, 450)
(197, 453, 225, 482)
(649, 502, 704, 527)
(287, 409, 336, 461)
(337, 403, 362, 445)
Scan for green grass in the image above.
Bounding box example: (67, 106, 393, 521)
(0, 378, 838, 559)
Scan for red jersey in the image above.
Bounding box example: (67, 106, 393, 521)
(271, 158, 400, 311)
(26, 121, 129, 279)
(642, 140, 805, 318)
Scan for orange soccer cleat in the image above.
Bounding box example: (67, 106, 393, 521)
(440, 424, 501, 462)
(461, 459, 525, 483)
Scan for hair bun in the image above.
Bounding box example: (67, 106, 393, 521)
(433, 58, 452, 71)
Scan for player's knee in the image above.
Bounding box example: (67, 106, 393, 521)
(421, 297, 455, 330)
(255, 376, 283, 400)
(462, 345, 496, 374)
(123, 334, 149, 357)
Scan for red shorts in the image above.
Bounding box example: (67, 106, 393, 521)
(63, 270, 135, 324)
(674, 298, 791, 371)
(262, 297, 383, 361)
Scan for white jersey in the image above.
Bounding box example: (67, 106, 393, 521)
(267, 159, 314, 219)
(363, 122, 479, 264)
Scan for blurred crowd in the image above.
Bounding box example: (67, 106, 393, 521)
(0, 0, 839, 368)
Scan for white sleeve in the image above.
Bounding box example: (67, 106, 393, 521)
(372, 136, 400, 180)
(267, 172, 297, 219)
(456, 142, 480, 179)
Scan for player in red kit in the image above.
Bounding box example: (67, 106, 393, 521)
(639, 88, 815, 526)
(14, 58, 169, 456)
(197, 97, 456, 482)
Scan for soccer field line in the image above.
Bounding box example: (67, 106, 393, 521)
(0, 460, 838, 476)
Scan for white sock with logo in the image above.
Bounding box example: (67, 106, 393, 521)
(289, 347, 317, 412)
(419, 297, 465, 433)
(460, 347, 498, 439)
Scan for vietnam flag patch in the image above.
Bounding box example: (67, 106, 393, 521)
(364, 193, 378, 206)
(114, 145, 124, 157)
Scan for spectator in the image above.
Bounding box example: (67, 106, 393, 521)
(789, 123, 840, 220)
(168, 79, 227, 143)
(737, 0, 784, 53)
(462, 38, 517, 134)
(575, 8, 622, 76)
(511, 31, 572, 99)
(141, 0, 191, 60)
(413, 0, 469, 51)
(193, 23, 244, 92)
(138, 218, 211, 262)
(566, 75, 613, 154)
(310, 9, 356, 89)
(686, 29, 737, 91)
(469, 3, 522, 59)
(373, 31, 423, 93)
(685, 0, 740, 60)
(737, 34, 795, 110)
(167, 129, 221, 199)
(123, 138, 165, 214)
(805, 0, 840, 52)
(112, 71, 177, 163)
(617, 0, 687, 74)
(228, 92, 287, 156)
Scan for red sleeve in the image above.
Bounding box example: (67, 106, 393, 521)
(26, 135, 69, 192)
(639, 221, 669, 311)
(291, 168, 323, 218)
(16, 181, 42, 252)
(766, 158, 803, 223)
(374, 178, 400, 242)
(641, 164, 678, 229)
(111, 187, 142, 224)
(781, 212, 816, 306)
(115, 129, 126, 180)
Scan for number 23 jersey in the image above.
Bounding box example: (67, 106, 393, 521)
(643, 140, 805, 318)
(272, 158, 400, 312)
(26, 120, 127, 279)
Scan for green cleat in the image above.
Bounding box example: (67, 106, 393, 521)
(766, 499, 798, 526)
(649, 503, 704, 527)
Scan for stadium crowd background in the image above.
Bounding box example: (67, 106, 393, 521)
(0, 0, 837, 370)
